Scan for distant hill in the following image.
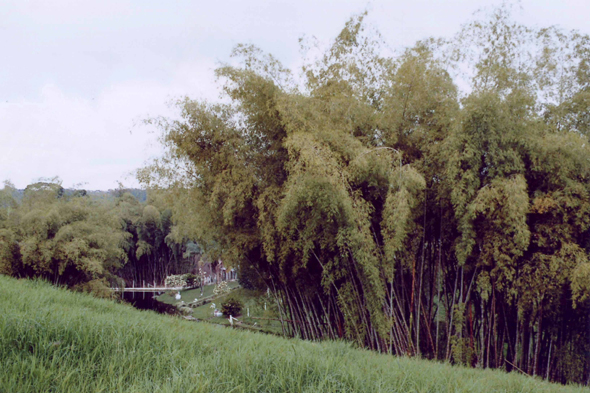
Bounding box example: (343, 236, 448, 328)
(85, 189, 148, 203)
(12, 188, 147, 203)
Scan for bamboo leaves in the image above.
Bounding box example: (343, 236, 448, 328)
(381, 165, 425, 269)
(137, 6, 590, 383)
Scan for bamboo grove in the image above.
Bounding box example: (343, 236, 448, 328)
(139, 7, 590, 384)
(0, 182, 197, 294)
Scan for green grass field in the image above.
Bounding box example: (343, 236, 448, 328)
(158, 283, 285, 334)
(156, 280, 241, 305)
(185, 287, 285, 334)
(0, 275, 588, 393)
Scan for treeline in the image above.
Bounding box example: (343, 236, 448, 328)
(140, 6, 590, 384)
(0, 180, 198, 296)
(6, 184, 147, 204)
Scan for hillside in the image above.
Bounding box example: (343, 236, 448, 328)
(11, 187, 147, 203)
(0, 276, 587, 393)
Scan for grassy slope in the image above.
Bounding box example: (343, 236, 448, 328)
(0, 276, 587, 393)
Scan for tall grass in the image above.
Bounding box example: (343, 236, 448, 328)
(0, 275, 587, 393)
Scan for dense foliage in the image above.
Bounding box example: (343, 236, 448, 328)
(140, 7, 590, 384)
(221, 295, 244, 316)
(0, 180, 197, 295)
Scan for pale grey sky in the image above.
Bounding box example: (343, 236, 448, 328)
(1, 0, 589, 190)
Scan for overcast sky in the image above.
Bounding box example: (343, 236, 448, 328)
(1, 0, 589, 190)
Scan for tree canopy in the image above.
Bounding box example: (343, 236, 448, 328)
(0, 180, 199, 296)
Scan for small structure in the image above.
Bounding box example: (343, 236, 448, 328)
(196, 259, 238, 284)
(228, 315, 239, 326)
(221, 267, 237, 281)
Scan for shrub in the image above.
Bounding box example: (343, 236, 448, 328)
(165, 275, 187, 288)
(182, 273, 198, 287)
(221, 296, 243, 316)
(178, 306, 192, 316)
(213, 281, 230, 296)
(73, 278, 114, 299)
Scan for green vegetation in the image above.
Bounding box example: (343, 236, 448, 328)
(2, 3, 590, 387)
(2, 275, 588, 393)
(221, 294, 243, 316)
(139, 5, 590, 384)
(0, 179, 198, 295)
(0, 179, 126, 296)
(157, 283, 284, 334)
(186, 287, 285, 334)
(6, 185, 147, 204)
(156, 280, 240, 304)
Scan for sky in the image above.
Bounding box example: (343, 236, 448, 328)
(1, 0, 589, 190)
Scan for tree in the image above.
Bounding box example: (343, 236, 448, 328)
(0, 179, 128, 296)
